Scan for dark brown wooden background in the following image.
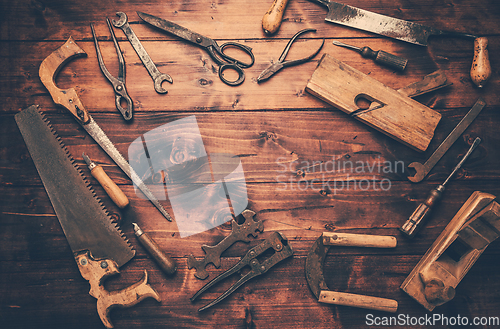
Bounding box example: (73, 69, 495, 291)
(1, 0, 499, 328)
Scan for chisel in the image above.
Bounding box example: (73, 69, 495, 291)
(400, 137, 481, 238)
(83, 153, 129, 209)
(332, 40, 408, 71)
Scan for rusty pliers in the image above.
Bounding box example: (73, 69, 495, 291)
(257, 29, 324, 83)
(191, 231, 293, 311)
(91, 19, 133, 121)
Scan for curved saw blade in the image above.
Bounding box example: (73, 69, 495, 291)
(15, 105, 135, 267)
(305, 235, 330, 299)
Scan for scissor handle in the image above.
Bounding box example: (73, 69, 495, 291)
(207, 42, 255, 86)
(218, 42, 255, 68)
(218, 63, 246, 86)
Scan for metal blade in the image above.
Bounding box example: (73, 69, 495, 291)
(316, 1, 476, 46)
(305, 235, 329, 299)
(15, 106, 135, 267)
(82, 118, 172, 221)
(137, 11, 213, 48)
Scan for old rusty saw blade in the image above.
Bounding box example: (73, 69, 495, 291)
(16, 106, 135, 267)
(308, 0, 477, 46)
(15, 105, 160, 328)
(38, 37, 171, 221)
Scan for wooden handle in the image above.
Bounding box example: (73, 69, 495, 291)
(75, 251, 161, 328)
(470, 37, 491, 88)
(133, 223, 177, 276)
(39, 37, 90, 124)
(319, 290, 398, 313)
(322, 232, 397, 248)
(91, 165, 129, 209)
(262, 0, 290, 35)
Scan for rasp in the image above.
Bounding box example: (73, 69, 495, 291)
(308, 0, 491, 87)
(15, 105, 160, 328)
(38, 37, 172, 221)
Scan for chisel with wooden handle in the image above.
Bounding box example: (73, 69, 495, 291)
(83, 153, 129, 209)
(262, 0, 290, 35)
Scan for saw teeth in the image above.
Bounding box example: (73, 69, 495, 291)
(37, 110, 134, 252)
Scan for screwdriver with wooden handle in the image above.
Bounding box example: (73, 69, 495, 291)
(82, 153, 129, 209)
(332, 40, 408, 71)
(133, 223, 177, 276)
(400, 137, 481, 238)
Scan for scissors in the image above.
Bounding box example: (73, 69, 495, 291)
(257, 29, 324, 83)
(137, 11, 255, 86)
(91, 19, 133, 120)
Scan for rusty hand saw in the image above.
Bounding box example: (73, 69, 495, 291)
(38, 37, 171, 221)
(15, 106, 160, 328)
(308, 0, 491, 87)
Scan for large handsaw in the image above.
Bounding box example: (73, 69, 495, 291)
(308, 0, 491, 87)
(15, 105, 160, 328)
(38, 37, 172, 221)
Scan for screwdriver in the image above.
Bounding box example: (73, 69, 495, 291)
(332, 40, 408, 71)
(133, 223, 177, 276)
(400, 137, 481, 238)
(82, 153, 129, 209)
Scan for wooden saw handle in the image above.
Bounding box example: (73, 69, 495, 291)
(470, 37, 491, 88)
(319, 291, 398, 313)
(262, 0, 290, 35)
(75, 251, 161, 328)
(39, 37, 90, 124)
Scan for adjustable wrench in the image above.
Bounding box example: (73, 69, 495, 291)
(112, 12, 172, 94)
(407, 98, 486, 183)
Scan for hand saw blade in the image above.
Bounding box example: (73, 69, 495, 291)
(310, 0, 476, 46)
(15, 105, 135, 267)
(81, 117, 172, 221)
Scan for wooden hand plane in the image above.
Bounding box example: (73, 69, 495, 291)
(401, 191, 500, 311)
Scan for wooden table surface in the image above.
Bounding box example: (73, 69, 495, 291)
(1, 0, 500, 328)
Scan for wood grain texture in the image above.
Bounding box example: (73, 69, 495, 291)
(1, 0, 500, 328)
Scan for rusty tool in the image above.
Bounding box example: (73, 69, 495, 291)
(262, 0, 290, 35)
(308, 0, 491, 87)
(15, 106, 160, 328)
(332, 40, 408, 71)
(305, 232, 398, 312)
(407, 98, 486, 183)
(133, 223, 177, 275)
(191, 231, 293, 311)
(187, 209, 263, 279)
(138, 11, 255, 86)
(91, 20, 133, 121)
(401, 191, 500, 311)
(401, 137, 481, 238)
(39, 37, 172, 221)
(257, 29, 324, 82)
(83, 153, 129, 209)
(112, 12, 173, 94)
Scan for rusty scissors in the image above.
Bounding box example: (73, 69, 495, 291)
(137, 11, 255, 86)
(91, 19, 133, 120)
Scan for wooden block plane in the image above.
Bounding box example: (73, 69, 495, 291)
(306, 54, 442, 152)
(401, 191, 500, 311)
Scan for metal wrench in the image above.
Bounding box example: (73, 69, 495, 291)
(112, 12, 172, 94)
(407, 98, 486, 183)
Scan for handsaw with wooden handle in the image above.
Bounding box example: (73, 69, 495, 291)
(38, 37, 172, 221)
(308, 0, 491, 87)
(15, 105, 160, 328)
